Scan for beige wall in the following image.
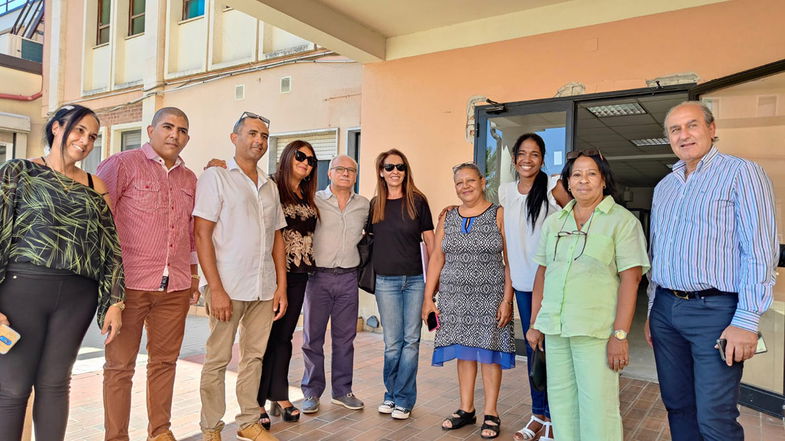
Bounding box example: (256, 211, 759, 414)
(0, 66, 45, 157)
(358, 0, 785, 217)
(163, 57, 361, 173)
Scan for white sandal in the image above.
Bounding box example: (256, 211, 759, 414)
(539, 422, 554, 441)
(513, 415, 547, 440)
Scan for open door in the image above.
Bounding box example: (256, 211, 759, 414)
(690, 59, 785, 418)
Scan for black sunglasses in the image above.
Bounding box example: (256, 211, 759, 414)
(566, 149, 604, 160)
(553, 212, 594, 261)
(383, 163, 406, 172)
(294, 150, 317, 167)
(239, 111, 270, 128)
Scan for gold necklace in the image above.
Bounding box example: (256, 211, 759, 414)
(41, 156, 76, 191)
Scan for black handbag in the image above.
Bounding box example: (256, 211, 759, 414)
(529, 346, 547, 392)
(357, 216, 375, 294)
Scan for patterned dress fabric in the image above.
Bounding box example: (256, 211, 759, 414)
(433, 204, 515, 368)
(281, 196, 317, 273)
(0, 160, 125, 327)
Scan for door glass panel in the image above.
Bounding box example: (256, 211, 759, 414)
(700, 70, 785, 395)
(483, 111, 567, 203)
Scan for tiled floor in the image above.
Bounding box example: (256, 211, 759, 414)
(65, 325, 784, 441)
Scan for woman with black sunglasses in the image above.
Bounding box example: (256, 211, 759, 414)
(256, 140, 319, 428)
(525, 150, 649, 440)
(369, 148, 435, 421)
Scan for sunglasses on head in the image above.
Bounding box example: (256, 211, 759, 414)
(383, 163, 406, 172)
(566, 149, 604, 160)
(294, 150, 317, 167)
(239, 111, 270, 128)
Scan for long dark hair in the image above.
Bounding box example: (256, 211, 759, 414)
(560, 150, 617, 198)
(372, 148, 428, 224)
(274, 140, 319, 217)
(512, 133, 549, 228)
(46, 104, 100, 153)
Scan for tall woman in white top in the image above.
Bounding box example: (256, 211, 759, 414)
(502, 133, 567, 441)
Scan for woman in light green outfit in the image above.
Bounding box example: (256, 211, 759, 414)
(526, 149, 649, 441)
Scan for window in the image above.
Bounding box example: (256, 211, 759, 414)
(120, 130, 142, 151)
(0, 142, 9, 163)
(182, 0, 204, 20)
(82, 135, 103, 174)
(97, 0, 111, 45)
(129, 0, 145, 36)
(0, 0, 25, 14)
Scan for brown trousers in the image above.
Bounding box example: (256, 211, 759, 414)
(102, 288, 191, 441)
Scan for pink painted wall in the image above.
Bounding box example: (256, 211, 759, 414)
(359, 0, 785, 214)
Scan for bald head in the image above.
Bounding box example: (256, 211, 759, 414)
(151, 107, 189, 128)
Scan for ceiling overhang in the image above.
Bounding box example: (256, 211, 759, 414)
(228, 0, 728, 63)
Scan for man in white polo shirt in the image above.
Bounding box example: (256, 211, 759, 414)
(194, 112, 287, 441)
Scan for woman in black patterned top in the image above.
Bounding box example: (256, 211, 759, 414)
(0, 105, 125, 441)
(257, 140, 319, 428)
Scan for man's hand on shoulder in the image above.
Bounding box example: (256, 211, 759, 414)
(719, 325, 758, 366)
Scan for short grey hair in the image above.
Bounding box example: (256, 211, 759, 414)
(328, 154, 357, 169)
(452, 161, 482, 177)
(663, 100, 716, 137)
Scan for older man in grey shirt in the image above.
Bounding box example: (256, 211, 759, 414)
(300, 155, 370, 414)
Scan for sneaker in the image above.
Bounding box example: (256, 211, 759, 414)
(201, 429, 221, 441)
(237, 423, 278, 441)
(331, 392, 364, 410)
(391, 406, 411, 420)
(378, 400, 395, 414)
(301, 396, 320, 414)
(148, 431, 177, 441)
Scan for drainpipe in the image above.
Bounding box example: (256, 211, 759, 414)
(0, 91, 43, 101)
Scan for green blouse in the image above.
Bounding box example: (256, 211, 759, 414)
(533, 196, 650, 339)
(0, 160, 125, 327)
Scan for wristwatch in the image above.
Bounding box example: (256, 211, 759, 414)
(112, 301, 126, 311)
(613, 329, 628, 341)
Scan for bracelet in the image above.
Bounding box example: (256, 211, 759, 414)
(191, 274, 200, 280)
(111, 301, 125, 311)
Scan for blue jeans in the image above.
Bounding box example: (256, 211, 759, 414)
(374, 274, 425, 410)
(650, 286, 743, 441)
(515, 290, 551, 418)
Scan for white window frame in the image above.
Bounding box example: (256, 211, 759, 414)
(110, 122, 144, 155)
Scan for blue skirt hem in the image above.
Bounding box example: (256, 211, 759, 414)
(432, 344, 515, 369)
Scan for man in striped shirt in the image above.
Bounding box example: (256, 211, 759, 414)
(646, 101, 778, 441)
(98, 107, 199, 441)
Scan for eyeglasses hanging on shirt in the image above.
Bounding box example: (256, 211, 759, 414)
(553, 213, 595, 261)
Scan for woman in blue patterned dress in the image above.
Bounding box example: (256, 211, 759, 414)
(422, 162, 515, 439)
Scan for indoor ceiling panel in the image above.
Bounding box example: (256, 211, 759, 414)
(613, 124, 665, 138)
(600, 114, 658, 127)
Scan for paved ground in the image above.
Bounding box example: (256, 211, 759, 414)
(62, 316, 784, 441)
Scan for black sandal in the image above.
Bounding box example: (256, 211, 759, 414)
(481, 414, 501, 439)
(442, 409, 476, 430)
(271, 401, 301, 422)
(258, 411, 271, 430)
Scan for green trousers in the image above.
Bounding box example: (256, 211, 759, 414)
(544, 334, 623, 441)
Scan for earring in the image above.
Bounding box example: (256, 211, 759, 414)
(304, 175, 311, 182)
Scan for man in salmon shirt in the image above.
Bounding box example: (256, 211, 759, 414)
(97, 107, 199, 441)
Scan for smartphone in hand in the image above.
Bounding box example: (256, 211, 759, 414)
(0, 324, 21, 354)
(427, 312, 440, 332)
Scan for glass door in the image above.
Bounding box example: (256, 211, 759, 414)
(690, 59, 785, 417)
(475, 100, 573, 203)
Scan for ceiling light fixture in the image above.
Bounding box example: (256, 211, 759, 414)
(587, 103, 646, 117)
(630, 137, 669, 147)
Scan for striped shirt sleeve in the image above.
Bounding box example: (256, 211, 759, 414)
(730, 161, 778, 332)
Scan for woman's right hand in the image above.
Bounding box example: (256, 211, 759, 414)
(0, 312, 9, 326)
(421, 299, 439, 322)
(204, 158, 227, 170)
(526, 327, 544, 351)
